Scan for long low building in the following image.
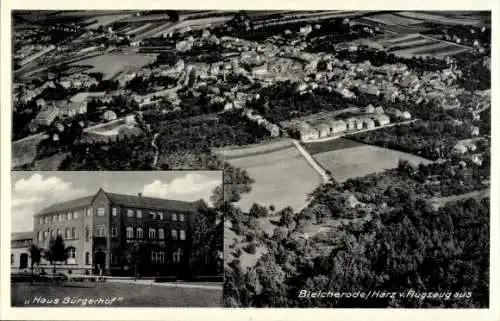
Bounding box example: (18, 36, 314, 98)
(32, 188, 216, 277)
(11, 232, 34, 273)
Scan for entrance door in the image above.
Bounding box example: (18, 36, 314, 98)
(94, 251, 106, 272)
(19, 253, 28, 270)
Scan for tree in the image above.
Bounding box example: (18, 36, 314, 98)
(249, 203, 269, 218)
(44, 235, 67, 275)
(29, 244, 42, 284)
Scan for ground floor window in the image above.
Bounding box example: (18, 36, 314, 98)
(151, 251, 165, 264)
(66, 247, 76, 265)
(173, 249, 183, 264)
(85, 252, 90, 265)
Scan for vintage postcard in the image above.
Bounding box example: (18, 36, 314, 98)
(1, 1, 498, 321)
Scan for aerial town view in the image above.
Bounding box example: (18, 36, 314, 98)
(10, 10, 491, 308)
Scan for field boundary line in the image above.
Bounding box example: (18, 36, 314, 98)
(292, 139, 329, 183)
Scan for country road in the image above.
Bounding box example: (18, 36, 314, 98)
(151, 133, 160, 168)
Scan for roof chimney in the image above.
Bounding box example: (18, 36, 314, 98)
(138, 193, 142, 197)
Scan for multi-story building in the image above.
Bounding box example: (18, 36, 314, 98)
(33, 188, 209, 277)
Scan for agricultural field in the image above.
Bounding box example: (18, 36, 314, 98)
(217, 140, 321, 212)
(11, 134, 48, 169)
(83, 14, 134, 29)
(376, 33, 472, 58)
(396, 11, 484, 26)
(312, 143, 433, 182)
(70, 53, 157, 79)
(304, 138, 365, 155)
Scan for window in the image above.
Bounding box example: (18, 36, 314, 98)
(158, 228, 165, 240)
(126, 227, 134, 239)
(171, 229, 178, 240)
(71, 227, 77, 239)
(172, 213, 177, 221)
(149, 211, 155, 219)
(179, 214, 185, 222)
(85, 252, 90, 265)
(43, 231, 49, 241)
(44, 216, 50, 224)
(127, 209, 134, 217)
(158, 212, 164, 220)
(149, 228, 156, 239)
(66, 247, 76, 264)
(11, 254, 14, 265)
(112, 208, 118, 216)
(136, 210, 142, 218)
(86, 208, 93, 217)
(38, 217, 43, 225)
(38, 231, 42, 242)
(111, 225, 117, 237)
(97, 207, 105, 216)
(73, 211, 79, 219)
(151, 251, 165, 264)
(95, 225, 105, 237)
(67, 212, 72, 221)
(173, 248, 183, 263)
(59, 214, 65, 222)
(50, 229, 56, 238)
(57, 229, 61, 236)
(180, 230, 186, 240)
(53, 215, 57, 222)
(85, 226, 90, 240)
(136, 227, 143, 239)
(111, 251, 118, 264)
(65, 228, 70, 239)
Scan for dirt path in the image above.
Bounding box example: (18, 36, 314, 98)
(292, 139, 330, 183)
(151, 132, 159, 168)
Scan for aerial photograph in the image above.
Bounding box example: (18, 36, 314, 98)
(10, 171, 223, 307)
(10, 10, 491, 308)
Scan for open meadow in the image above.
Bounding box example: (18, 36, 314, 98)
(11, 134, 48, 169)
(217, 139, 321, 212)
(70, 54, 157, 80)
(310, 141, 433, 182)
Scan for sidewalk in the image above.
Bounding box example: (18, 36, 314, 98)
(106, 278, 223, 291)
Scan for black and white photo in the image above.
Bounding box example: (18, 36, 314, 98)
(3, 5, 497, 318)
(10, 171, 223, 307)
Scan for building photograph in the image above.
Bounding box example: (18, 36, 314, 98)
(10, 171, 223, 307)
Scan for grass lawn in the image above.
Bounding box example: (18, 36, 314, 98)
(313, 144, 432, 182)
(227, 145, 321, 212)
(11, 281, 222, 307)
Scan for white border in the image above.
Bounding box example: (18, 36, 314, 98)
(1, 1, 499, 320)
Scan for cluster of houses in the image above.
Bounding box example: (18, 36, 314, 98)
(281, 105, 412, 142)
(453, 138, 485, 167)
(295, 113, 391, 142)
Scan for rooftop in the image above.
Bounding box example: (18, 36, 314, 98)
(36, 188, 206, 216)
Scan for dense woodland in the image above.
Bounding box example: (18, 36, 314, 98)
(223, 159, 490, 308)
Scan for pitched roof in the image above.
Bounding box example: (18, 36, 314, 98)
(12, 231, 34, 241)
(37, 195, 95, 216)
(105, 192, 203, 212)
(36, 189, 204, 216)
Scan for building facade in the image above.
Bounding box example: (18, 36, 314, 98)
(33, 188, 209, 277)
(11, 232, 33, 273)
